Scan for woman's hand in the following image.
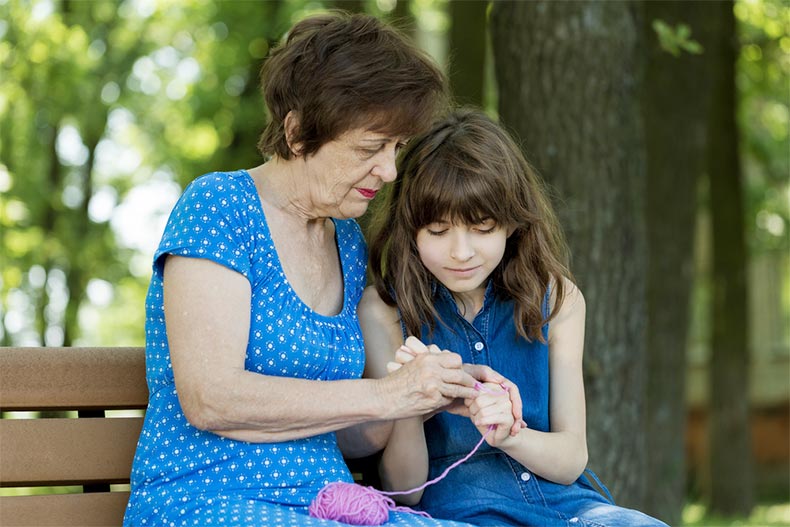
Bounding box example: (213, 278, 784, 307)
(386, 337, 471, 417)
(389, 337, 525, 436)
(467, 382, 516, 448)
(378, 344, 479, 419)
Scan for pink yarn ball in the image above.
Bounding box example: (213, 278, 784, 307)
(309, 482, 392, 525)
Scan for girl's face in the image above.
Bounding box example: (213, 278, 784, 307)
(416, 218, 509, 303)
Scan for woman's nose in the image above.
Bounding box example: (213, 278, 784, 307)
(371, 146, 398, 183)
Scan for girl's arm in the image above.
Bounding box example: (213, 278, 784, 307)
(468, 277, 588, 484)
(358, 286, 429, 504)
(165, 256, 480, 444)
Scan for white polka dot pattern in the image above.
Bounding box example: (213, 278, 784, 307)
(123, 171, 471, 526)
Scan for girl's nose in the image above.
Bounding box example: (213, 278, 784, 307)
(450, 232, 475, 261)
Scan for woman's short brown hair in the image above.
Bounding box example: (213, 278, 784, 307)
(257, 11, 448, 159)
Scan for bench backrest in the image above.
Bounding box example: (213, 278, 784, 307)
(0, 346, 381, 526)
(0, 346, 148, 526)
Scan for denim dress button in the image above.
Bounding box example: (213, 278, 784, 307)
(569, 518, 579, 523)
(520, 472, 530, 481)
(474, 342, 484, 351)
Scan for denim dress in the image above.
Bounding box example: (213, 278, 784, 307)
(411, 283, 669, 527)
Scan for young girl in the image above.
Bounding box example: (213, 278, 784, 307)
(359, 109, 669, 527)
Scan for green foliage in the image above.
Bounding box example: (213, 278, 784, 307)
(0, 0, 305, 345)
(682, 502, 790, 526)
(735, 0, 790, 254)
(0, 0, 450, 346)
(653, 19, 704, 56)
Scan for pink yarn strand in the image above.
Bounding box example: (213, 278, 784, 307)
(309, 383, 508, 525)
(378, 426, 493, 497)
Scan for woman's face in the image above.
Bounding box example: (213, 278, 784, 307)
(301, 127, 406, 219)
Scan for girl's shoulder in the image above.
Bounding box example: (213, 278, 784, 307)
(548, 276, 585, 314)
(359, 286, 404, 378)
(547, 276, 586, 351)
(359, 286, 399, 326)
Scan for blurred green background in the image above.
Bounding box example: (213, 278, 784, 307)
(0, 0, 787, 525)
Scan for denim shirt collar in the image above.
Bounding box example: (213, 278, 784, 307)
(433, 279, 496, 322)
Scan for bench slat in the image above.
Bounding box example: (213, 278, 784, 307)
(0, 418, 143, 487)
(0, 492, 130, 526)
(0, 347, 148, 411)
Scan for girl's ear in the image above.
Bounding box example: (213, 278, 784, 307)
(507, 225, 517, 237)
(284, 111, 304, 156)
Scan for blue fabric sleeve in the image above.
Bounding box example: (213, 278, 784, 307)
(153, 172, 254, 280)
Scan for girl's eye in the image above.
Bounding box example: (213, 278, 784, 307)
(424, 224, 449, 236)
(473, 219, 498, 234)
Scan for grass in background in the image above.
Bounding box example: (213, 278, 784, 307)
(683, 502, 790, 526)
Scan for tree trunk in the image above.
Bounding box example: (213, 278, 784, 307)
(448, 0, 488, 106)
(491, 1, 648, 508)
(705, 0, 754, 516)
(641, 2, 716, 523)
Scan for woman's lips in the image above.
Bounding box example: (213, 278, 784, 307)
(357, 188, 378, 199)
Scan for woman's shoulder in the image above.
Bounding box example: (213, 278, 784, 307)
(183, 170, 255, 199)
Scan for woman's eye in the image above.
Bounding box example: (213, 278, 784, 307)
(359, 148, 380, 158)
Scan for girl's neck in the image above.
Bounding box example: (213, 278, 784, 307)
(451, 287, 486, 324)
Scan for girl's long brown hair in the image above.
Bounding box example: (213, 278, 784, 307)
(368, 108, 572, 342)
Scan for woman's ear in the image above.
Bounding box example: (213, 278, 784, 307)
(284, 110, 304, 156)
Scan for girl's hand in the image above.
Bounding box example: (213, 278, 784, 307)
(386, 336, 442, 373)
(463, 364, 526, 436)
(467, 382, 516, 448)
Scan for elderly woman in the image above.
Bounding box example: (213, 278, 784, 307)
(124, 12, 506, 527)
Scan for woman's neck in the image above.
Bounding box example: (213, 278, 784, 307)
(248, 159, 327, 233)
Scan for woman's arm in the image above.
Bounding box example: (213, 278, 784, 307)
(357, 286, 429, 504)
(164, 256, 480, 443)
(469, 277, 588, 484)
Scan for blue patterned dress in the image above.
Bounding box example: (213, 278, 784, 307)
(124, 171, 471, 527)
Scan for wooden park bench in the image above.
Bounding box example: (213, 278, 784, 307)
(0, 347, 146, 526)
(0, 346, 379, 526)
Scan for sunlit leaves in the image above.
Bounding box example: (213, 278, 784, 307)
(736, 0, 789, 251)
(653, 19, 704, 57)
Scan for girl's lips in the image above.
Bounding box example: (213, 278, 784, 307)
(357, 188, 378, 199)
(447, 266, 480, 276)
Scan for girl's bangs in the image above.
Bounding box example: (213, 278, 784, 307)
(408, 161, 507, 228)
